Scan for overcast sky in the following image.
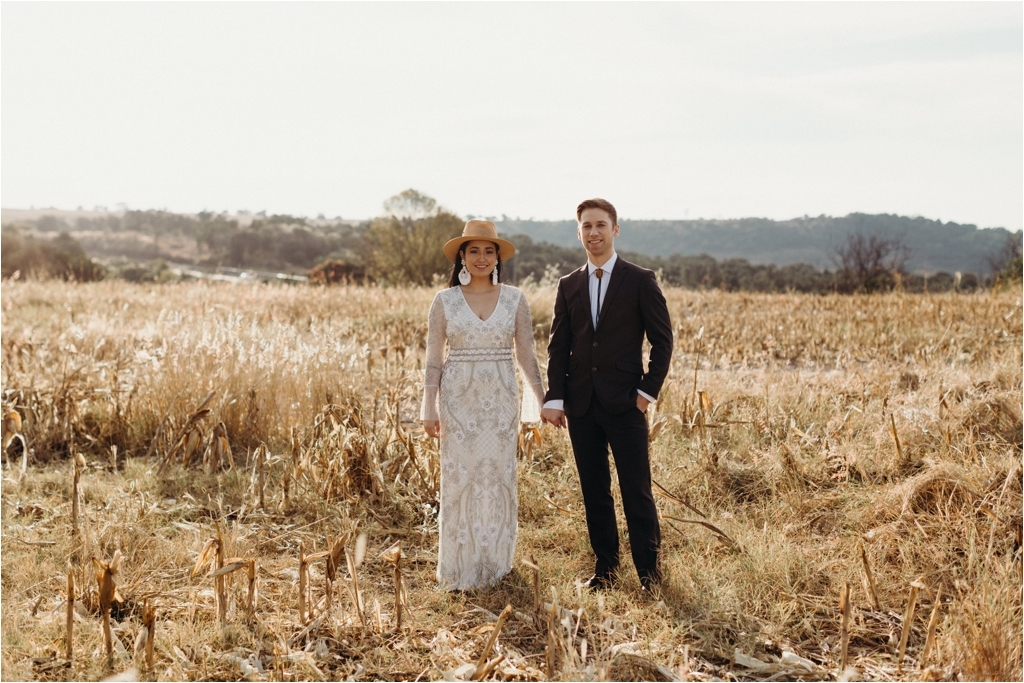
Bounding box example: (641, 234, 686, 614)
(2, 2, 1021, 230)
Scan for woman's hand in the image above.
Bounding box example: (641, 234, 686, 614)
(423, 420, 440, 438)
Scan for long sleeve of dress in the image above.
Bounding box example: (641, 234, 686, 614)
(420, 293, 446, 422)
(513, 291, 545, 423)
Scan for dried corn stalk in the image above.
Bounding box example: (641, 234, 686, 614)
(920, 589, 942, 670)
(890, 413, 904, 463)
(180, 424, 204, 469)
(280, 468, 291, 512)
(3, 407, 28, 476)
(695, 390, 714, 456)
(859, 541, 881, 610)
(307, 534, 348, 617)
(327, 535, 346, 611)
(392, 545, 404, 631)
(65, 570, 75, 661)
(72, 453, 85, 536)
(191, 525, 228, 624)
(380, 542, 405, 630)
(298, 543, 309, 625)
(345, 533, 368, 629)
(2, 407, 22, 451)
(897, 578, 923, 672)
(158, 391, 216, 474)
(521, 554, 542, 627)
(518, 425, 542, 460)
(546, 594, 560, 678)
(253, 443, 269, 510)
(246, 560, 258, 613)
(207, 421, 233, 474)
(93, 550, 123, 667)
(839, 582, 851, 671)
(141, 602, 155, 670)
(209, 556, 256, 621)
(648, 415, 680, 444)
(691, 325, 704, 405)
(473, 604, 512, 680)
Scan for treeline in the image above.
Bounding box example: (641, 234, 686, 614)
(506, 235, 1003, 293)
(2, 190, 1020, 292)
(14, 210, 364, 272)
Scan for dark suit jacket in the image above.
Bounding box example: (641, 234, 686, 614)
(544, 259, 673, 417)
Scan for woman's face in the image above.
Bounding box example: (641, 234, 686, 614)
(461, 240, 498, 278)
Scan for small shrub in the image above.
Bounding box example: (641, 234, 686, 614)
(307, 259, 368, 285)
(1, 226, 105, 281)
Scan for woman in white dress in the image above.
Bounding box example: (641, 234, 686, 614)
(421, 220, 546, 590)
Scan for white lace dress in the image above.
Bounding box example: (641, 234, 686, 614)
(421, 284, 545, 590)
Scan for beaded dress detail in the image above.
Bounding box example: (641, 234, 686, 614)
(421, 285, 544, 589)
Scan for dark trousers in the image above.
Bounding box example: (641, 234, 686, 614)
(567, 395, 661, 583)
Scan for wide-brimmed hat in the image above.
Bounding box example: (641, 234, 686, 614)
(443, 220, 516, 262)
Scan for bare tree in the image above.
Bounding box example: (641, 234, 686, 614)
(985, 231, 1023, 281)
(832, 232, 909, 293)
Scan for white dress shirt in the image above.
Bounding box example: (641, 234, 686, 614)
(588, 252, 618, 328)
(543, 252, 655, 412)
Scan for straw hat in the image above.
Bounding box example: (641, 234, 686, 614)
(443, 220, 516, 262)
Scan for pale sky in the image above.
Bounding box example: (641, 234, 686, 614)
(2, 2, 1021, 230)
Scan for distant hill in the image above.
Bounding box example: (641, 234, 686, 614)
(2, 207, 1017, 277)
(494, 213, 1017, 275)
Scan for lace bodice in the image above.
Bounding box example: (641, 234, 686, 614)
(420, 285, 544, 424)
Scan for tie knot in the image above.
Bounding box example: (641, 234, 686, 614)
(595, 268, 603, 279)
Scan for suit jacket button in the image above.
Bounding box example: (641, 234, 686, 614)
(593, 342, 598, 347)
(591, 366, 597, 372)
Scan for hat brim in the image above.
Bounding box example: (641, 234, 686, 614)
(443, 236, 516, 262)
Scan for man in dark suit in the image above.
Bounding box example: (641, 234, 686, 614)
(540, 198, 673, 592)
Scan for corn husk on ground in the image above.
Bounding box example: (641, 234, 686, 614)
(1, 280, 1021, 681)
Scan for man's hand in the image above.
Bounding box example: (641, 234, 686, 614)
(423, 420, 440, 438)
(636, 394, 650, 412)
(540, 408, 566, 429)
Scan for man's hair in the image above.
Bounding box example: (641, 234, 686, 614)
(576, 198, 617, 226)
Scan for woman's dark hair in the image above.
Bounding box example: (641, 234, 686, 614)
(448, 240, 502, 288)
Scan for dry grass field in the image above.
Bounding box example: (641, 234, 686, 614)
(1, 280, 1021, 682)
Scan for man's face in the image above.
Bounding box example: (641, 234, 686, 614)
(577, 207, 619, 260)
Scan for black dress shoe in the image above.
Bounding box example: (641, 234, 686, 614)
(583, 573, 614, 591)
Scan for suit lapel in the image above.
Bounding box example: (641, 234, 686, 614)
(596, 260, 628, 332)
(575, 265, 594, 333)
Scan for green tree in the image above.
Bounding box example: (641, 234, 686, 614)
(363, 190, 463, 285)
